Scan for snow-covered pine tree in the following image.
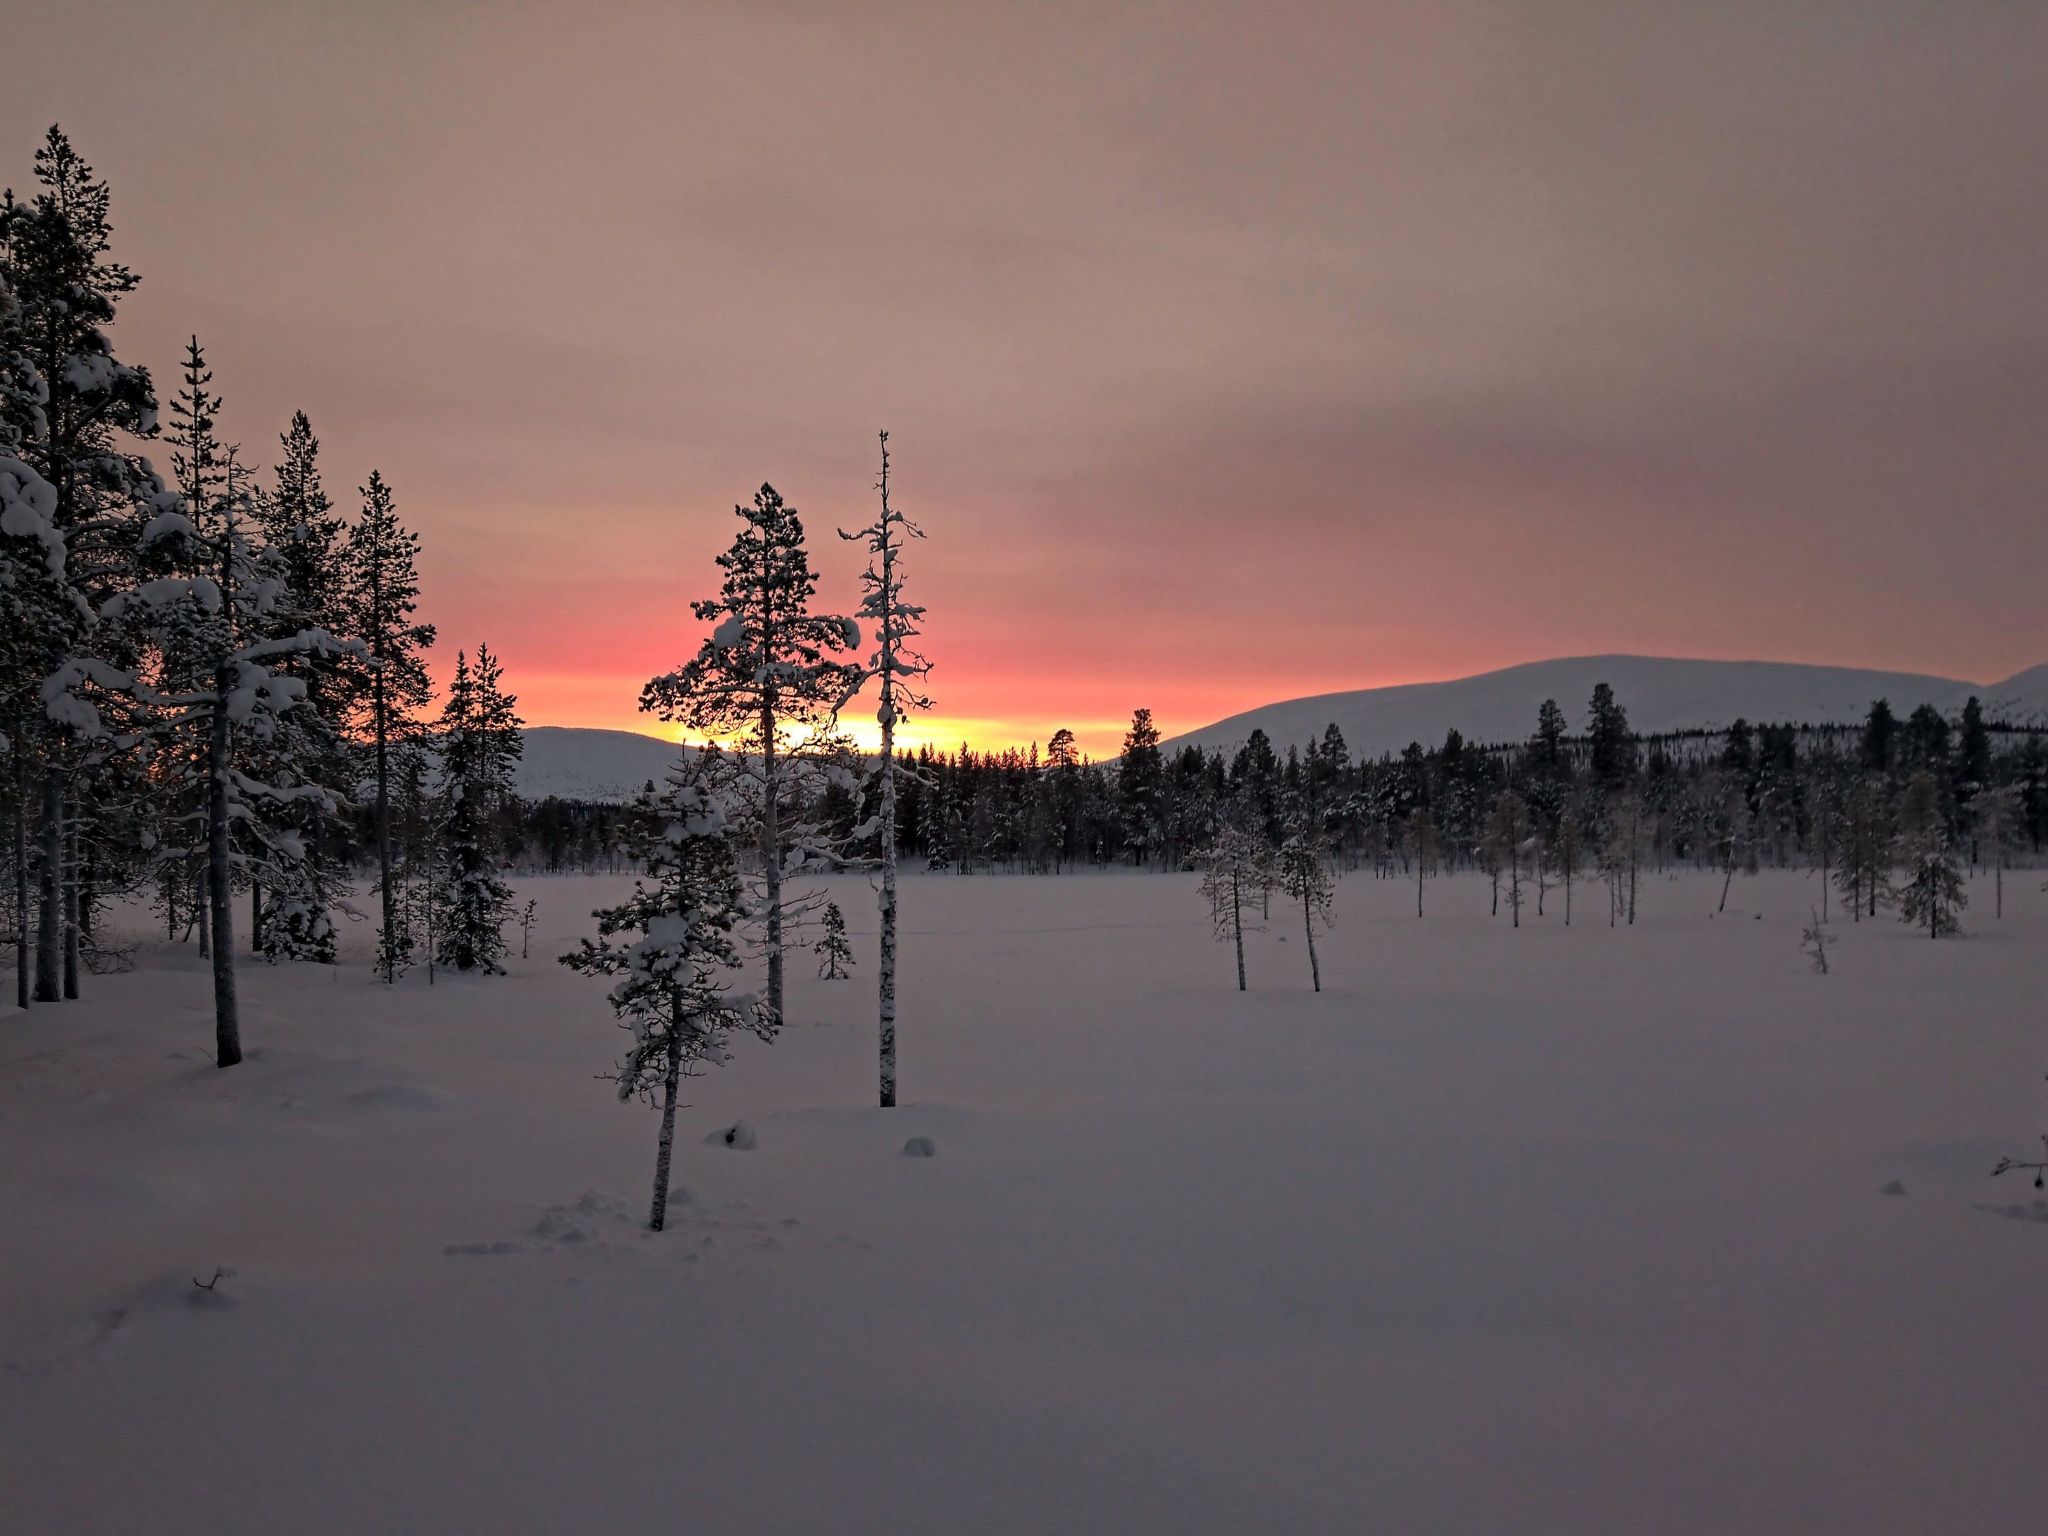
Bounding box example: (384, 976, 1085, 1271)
(249, 411, 354, 961)
(2, 129, 158, 1005)
(1199, 824, 1269, 992)
(1276, 822, 1334, 992)
(57, 447, 354, 1066)
(0, 421, 65, 1011)
(1895, 770, 1964, 939)
(814, 900, 854, 979)
(641, 483, 861, 1027)
(839, 431, 932, 1106)
(433, 644, 522, 974)
(561, 751, 778, 1231)
(340, 470, 435, 982)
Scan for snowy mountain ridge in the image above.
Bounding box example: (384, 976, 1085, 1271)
(518, 656, 2048, 799)
(515, 726, 685, 803)
(1161, 654, 2048, 760)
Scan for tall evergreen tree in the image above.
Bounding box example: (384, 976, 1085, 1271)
(433, 644, 522, 974)
(642, 483, 860, 1026)
(341, 470, 435, 981)
(1, 129, 157, 1005)
(1119, 708, 1167, 865)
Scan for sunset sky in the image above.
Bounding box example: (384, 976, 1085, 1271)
(8, 1, 2045, 756)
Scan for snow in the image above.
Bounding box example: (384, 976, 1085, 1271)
(4, 867, 2046, 1533)
(513, 724, 684, 801)
(1165, 654, 2048, 756)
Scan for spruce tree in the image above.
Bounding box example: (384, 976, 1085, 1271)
(642, 483, 861, 1026)
(251, 411, 353, 959)
(1895, 770, 1964, 939)
(433, 644, 523, 974)
(340, 470, 435, 981)
(814, 900, 854, 979)
(1117, 708, 1167, 865)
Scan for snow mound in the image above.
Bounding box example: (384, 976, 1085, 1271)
(708, 1120, 757, 1150)
(901, 1136, 937, 1158)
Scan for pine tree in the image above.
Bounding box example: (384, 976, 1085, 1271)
(2, 129, 157, 1006)
(57, 427, 354, 1065)
(433, 644, 523, 974)
(1895, 770, 1964, 939)
(814, 900, 854, 979)
(642, 483, 861, 1026)
(838, 431, 932, 1106)
(561, 752, 777, 1231)
(1119, 708, 1166, 865)
(1587, 682, 1635, 794)
(1199, 824, 1269, 991)
(250, 411, 353, 959)
(340, 470, 435, 981)
(1276, 823, 1334, 992)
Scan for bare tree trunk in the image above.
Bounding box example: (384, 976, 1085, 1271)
(207, 684, 241, 1067)
(374, 668, 396, 983)
(760, 698, 783, 1023)
(878, 737, 899, 1108)
(34, 770, 61, 1002)
(251, 882, 263, 956)
(12, 740, 29, 1010)
(649, 1030, 682, 1231)
(61, 803, 79, 999)
(1416, 857, 1423, 918)
(1302, 890, 1320, 993)
(197, 866, 210, 956)
(1232, 868, 1246, 991)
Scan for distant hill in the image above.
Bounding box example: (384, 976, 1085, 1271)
(1161, 655, 2048, 760)
(515, 726, 682, 802)
(517, 657, 2048, 798)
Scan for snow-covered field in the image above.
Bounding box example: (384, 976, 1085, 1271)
(4, 867, 2045, 1534)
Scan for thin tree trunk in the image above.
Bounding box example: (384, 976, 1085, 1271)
(649, 1029, 682, 1231)
(62, 802, 79, 999)
(34, 770, 61, 1002)
(1302, 891, 1320, 993)
(251, 882, 263, 955)
(1232, 867, 1247, 991)
(12, 739, 29, 1010)
(760, 698, 783, 1023)
(374, 667, 396, 983)
(208, 684, 241, 1067)
(878, 737, 899, 1108)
